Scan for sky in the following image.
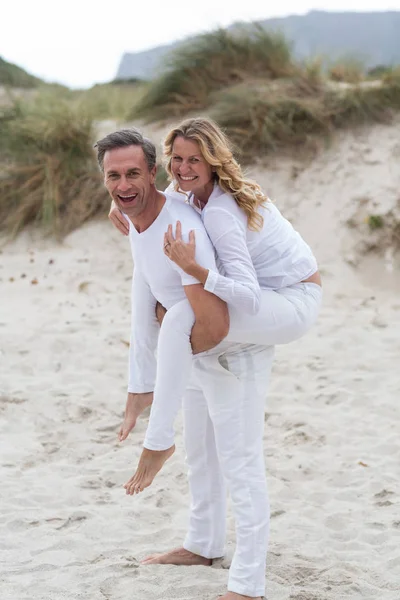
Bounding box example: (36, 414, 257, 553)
(2, 0, 400, 88)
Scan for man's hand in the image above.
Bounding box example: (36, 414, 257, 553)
(118, 392, 153, 441)
(109, 200, 129, 236)
(155, 302, 167, 326)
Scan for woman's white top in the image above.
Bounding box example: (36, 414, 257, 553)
(167, 183, 318, 315)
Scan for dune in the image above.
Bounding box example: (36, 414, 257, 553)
(1, 119, 399, 599)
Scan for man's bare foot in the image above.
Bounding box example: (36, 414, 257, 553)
(141, 547, 212, 566)
(124, 445, 175, 494)
(218, 593, 263, 600)
(118, 392, 153, 442)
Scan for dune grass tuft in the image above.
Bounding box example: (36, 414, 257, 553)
(71, 81, 148, 121)
(328, 59, 365, 84)
(211, 78, 400, 160)
(0, 98, 109, 237)
(132, 26, 293, 120)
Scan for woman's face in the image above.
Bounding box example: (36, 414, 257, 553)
(170, 136, 214, 196)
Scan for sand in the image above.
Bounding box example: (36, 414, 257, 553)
(1, 120, 400, 600)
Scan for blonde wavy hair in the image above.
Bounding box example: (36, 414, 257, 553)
(163, 117, 268, 231)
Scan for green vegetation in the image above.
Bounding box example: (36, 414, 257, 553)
(0, 97, 108, 237)
(368, 215, 384, 230)
(328, 59, 365, 84)
(70, 81, 148, 121)
(210, 78, 400, 158)
(2, 25, 400, 237)
(133, 26, 293, 120)
(0, 56, 43, 88)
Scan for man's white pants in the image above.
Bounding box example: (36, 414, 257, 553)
(182, 343, 274, 598)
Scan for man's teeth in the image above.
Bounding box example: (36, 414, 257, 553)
(119, 194, 137, 202)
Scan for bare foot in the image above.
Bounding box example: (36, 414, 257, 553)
(141, 546, 212, 566)
(118, 392, 153, 441)
(218, 593, 263, 600)
(124, 445, 175, 494)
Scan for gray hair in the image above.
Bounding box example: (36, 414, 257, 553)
(94, 128, 157, 172)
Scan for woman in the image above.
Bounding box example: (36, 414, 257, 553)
(111, 117, 322, 453)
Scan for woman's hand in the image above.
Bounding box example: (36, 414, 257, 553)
(164, 221, 196, 273)
(108, 201, 129, 236)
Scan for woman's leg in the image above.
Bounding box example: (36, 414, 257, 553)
(143, 299, 195, 450)
(143, 283, 321, 451)
(226, 282, 322, 345)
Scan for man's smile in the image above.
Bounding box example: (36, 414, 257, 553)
(118, 193, 138, 203)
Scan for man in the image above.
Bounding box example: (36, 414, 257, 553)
(96, 128, 273, 600)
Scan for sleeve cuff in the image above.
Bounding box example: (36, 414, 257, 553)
(204, 269, 219, 293)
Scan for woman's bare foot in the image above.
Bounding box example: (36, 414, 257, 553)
(118, 392, 153, 441)
(124, 445, 175, 494)
(218, 593, 263, 600)
(141, 547, 212, 566)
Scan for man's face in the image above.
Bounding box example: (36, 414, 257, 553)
(103, 145, 156, 220)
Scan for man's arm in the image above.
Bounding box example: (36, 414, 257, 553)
(128, 267, 159, 392)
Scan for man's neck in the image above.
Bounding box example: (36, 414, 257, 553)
(130, 189, 166, 233)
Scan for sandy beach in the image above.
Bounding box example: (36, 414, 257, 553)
(1, 120, 400, 600)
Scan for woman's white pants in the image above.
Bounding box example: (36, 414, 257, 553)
(182, 343, 274, 598)
(143, 282, 322, 450)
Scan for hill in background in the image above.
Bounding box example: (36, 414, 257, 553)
(116, 10, 400, 80)
(0, 57, 43, 88)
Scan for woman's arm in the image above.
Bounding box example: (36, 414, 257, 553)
(109, 201, 129, 236)
(166, 210, 262, 315)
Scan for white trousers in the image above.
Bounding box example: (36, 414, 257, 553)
(182, 343, 274, 598)
(144, 282, 322, 450)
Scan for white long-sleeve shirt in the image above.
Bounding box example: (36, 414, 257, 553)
(127, 193, 217, 393)
(166, 183, 318, 315)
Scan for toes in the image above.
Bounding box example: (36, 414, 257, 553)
(141, 554, 161, 564)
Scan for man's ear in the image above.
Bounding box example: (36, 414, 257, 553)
(150, 165, 157, 184)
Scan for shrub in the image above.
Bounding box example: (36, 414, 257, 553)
(367, 215, 384, 230)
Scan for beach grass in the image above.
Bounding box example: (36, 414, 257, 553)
(210, 77, 400, 159)
(71, 81, 148, 121)
(0, 97, 109, 237)
(132, 25, 293, 120)
(328, 59, 365, 84)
